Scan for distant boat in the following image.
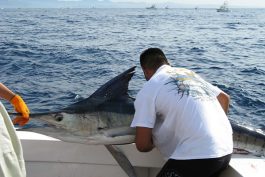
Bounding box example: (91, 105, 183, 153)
(165, 6, 169, 9)
(217, 1, 230, 12)
(146, 4, 156, 10)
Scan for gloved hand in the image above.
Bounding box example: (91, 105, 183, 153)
(10, 95, 30, 126)
(13, 116, 30, 127)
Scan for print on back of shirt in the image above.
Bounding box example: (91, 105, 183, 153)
(165, 68, 216, 101)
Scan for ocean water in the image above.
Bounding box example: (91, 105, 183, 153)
(0, 8, 264, 131)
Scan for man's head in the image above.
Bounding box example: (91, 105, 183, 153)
(140, 48, 169, 80)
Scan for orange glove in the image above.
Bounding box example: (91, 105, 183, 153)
(10, 95, 30, 126)
(12, 116, 30, 127)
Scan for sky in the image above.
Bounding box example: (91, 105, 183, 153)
(0, 0, 265, 8)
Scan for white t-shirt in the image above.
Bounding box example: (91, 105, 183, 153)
(131, 65, 233, 160)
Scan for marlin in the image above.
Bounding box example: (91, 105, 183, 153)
(17, 66, 137, 145)
(15, 66, 265, 157)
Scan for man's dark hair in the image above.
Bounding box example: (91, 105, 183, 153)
(140, 48, 169, 70)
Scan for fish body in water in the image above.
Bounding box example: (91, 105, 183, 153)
(16, 66, 265, 157)
(232, 123, 265, 157)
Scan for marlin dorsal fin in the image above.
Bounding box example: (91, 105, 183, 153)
(64, 66, 136, 113)
(90, 66, 136, 99)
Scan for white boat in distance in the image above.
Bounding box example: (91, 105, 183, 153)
(217, 1, 231, 12)
(146, 4, 157, 10)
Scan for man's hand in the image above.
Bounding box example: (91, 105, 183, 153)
(13, 116, 30, 127)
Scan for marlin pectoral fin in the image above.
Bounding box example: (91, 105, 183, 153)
(103, 127, 136, 137)
(105, 145, 137, 177)
(87, 134, 135, 145)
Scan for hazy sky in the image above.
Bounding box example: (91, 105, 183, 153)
(1, 0, 265, 8)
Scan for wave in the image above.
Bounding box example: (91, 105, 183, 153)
(241, 67, 265, 75)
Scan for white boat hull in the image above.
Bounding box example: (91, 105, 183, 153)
(18, 132, 264, 177)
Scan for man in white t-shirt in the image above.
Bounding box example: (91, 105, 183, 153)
(131, 48, 233, 177)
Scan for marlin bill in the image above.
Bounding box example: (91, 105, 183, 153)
(14, 66, 265, 157)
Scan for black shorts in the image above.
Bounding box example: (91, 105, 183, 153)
(157, 154, 232, 177)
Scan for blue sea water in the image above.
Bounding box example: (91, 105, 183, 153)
(0, 8, 264, 131)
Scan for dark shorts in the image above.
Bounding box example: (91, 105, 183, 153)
(156, 154, 232, 177)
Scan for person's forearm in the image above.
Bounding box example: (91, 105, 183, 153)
(0, 83, 16, 102)
(135, 127, 154, 152)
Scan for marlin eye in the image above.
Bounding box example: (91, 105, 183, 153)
(55, 114, 63, 122)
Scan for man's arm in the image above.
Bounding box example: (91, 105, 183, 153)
(0, 83, 16, 101)
(135, 127, 154, 152)
(217, 92, 230, 115)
